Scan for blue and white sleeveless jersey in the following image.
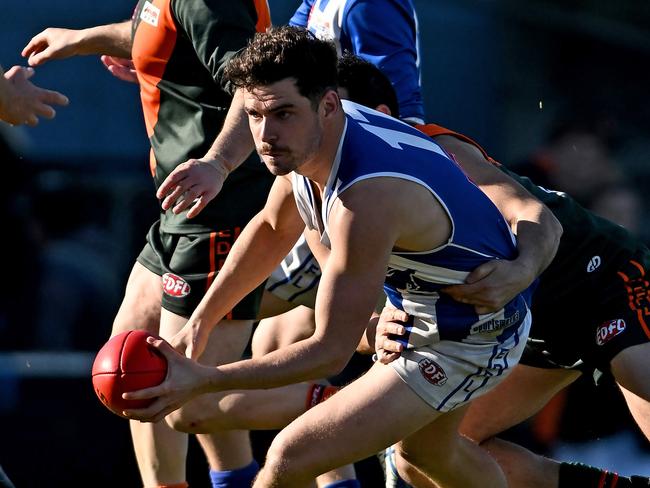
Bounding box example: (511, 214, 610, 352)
(292, 100, 529, 345)
(290, 0, 424, 123)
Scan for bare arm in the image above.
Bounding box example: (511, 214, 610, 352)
(170, 175, 305, 359)
(0, 64, 68, 126)
(156, 89, 256, 217)
(434, 135, 562, 312)
(22, 21, 132, 66)
(123, 180, 400, 422)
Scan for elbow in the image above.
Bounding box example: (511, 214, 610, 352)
(313, 341, 353, 378)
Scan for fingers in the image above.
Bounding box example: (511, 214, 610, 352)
(380, 306, 409, 323)
(122, 400, 172, 423)
(41, 89, 69, 107)
(21, 36, 43, 60)
(186, 196, 208, 219)
(161, 185, 187, 211)
(377, 350, 400, 365)
(25, 44, 51, 67)
(464, 261, 497, 284)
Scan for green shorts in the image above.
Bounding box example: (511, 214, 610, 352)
(137, 220, 265, 319)
(521, 246, 650, 375)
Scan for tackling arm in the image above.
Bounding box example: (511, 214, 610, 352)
(434, 135, 561, 313)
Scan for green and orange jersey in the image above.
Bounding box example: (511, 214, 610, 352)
(418, 123, 642, 298)
(131, 0, 272, 233)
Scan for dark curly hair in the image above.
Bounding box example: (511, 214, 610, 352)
(337, 53, 400, 118)
(224, 26, 338, 109)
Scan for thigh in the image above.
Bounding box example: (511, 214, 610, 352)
(112, 261, 162, 336)
(265, 362, 441, 478)
(611, 342, 650, 439)
(460, 364, 581, 442)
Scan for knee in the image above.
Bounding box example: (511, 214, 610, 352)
(261, 431, 319, 486)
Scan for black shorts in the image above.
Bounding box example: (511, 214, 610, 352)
(521, 246, 650, 375)
(137, 220, 265, 319)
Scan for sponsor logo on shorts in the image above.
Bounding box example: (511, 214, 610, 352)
(140, 1, 160, 27)
(596, 319, 626, 346)
(418, 358, 448, 386)
(162, 273, 191, 297)
(470, 311, 520, 334)
(587, 256, 601, 272)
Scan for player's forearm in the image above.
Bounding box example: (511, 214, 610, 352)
(512, 206, 562, 280)
(188, 213, 301, 334)
(75, 21, 133, 58)
(203, 90, 255, 172)
(206, 336, 344, 392)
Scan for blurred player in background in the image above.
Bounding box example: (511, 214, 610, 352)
(21, 1, 273, 487)
(0, 64, 68, 126)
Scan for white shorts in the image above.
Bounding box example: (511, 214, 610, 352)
(390, 311, 531, 412)
(265, 235, 321, 308)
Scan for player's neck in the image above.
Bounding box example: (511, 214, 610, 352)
(296, 113, 345, 189)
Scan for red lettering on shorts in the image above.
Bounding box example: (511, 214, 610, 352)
(418, 358, 448, 386)
(596, 319, 626, 346)
(162, 273, 191, 297)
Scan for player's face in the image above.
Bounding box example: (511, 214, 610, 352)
(244, 78, 324, 176)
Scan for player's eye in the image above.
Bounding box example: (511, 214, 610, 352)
(276, 111, 291, 120)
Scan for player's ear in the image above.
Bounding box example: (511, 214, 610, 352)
(321, 89, 340, 118)
(375, 104, 392, 116)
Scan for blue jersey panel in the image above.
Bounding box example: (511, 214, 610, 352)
(293, 100, 528, 342)
(290, 0, 424, 122)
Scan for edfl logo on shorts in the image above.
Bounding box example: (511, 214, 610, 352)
(418, 358, 447, 386)
(162, 273, 191, 297)
(596, 319, 626, 346)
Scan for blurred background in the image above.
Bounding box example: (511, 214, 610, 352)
(1, 0, 650, 486)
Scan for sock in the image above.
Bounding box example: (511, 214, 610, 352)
(209, 460, 260, 488)
(305, 384, 340, 410)
(322, 480, 361, 488)
(559, 462, 644, 488)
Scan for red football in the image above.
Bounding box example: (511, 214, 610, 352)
(92, 330, 167, 417)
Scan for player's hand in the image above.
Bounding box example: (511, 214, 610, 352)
(442, 259, 533, 314)
(100, 55, 138, 83)
(22, 28, 85, 66)
(375, 307, 407, 364)
(0, 66, 69, 126)
(170, 321, 211, 360)
(156, 157, 230, 218)
(122, 336, 212, 422)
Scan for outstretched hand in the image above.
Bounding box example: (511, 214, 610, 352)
(157, 158, 230, 218)
(121, 336, 213, 422)
(22, 28, 85, 66)
(442, 259, 533, 314)
(0, 66, 68, 126)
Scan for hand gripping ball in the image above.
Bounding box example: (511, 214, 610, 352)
(92, 330, 167, 417)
